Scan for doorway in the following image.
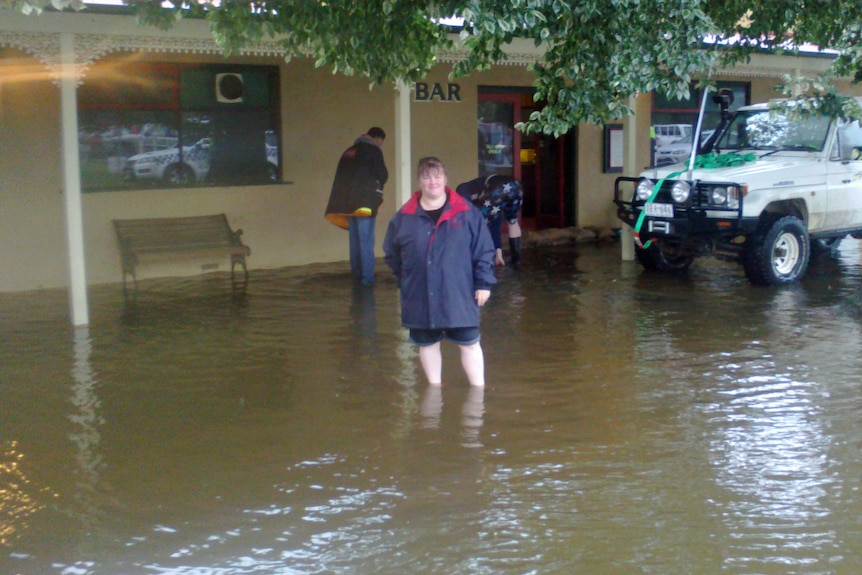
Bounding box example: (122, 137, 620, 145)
(477, 90, 575, 230)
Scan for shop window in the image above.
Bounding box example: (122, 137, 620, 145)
(78, 61, 280, 191)
(651, 82, 749, 166)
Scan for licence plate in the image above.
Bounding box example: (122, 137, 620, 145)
(644, 202, 674, 218)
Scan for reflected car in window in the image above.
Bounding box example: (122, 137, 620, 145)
(655, 134, 695, 167)
(124, 133, 279, 185)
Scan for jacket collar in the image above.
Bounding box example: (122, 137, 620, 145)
(355, 134, 382, 149)
(402, 187, 470, 218)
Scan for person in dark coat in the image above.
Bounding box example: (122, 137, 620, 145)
(325, 127, 388, 285)
(456, 174, 524, 266)
(383, 157, 496, 387)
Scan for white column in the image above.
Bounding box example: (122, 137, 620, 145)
(60, 33, 89, 326)
(620, 95, 639, 261)
(394, 80, 413, 206)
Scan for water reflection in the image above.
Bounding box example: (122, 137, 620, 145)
(349, 285, 377, 338)
(0, 441, 45, 547)
(460, 386, 484, 448)
(418, 384, 485, 448)
(420, 383, 442, 429)
(2, 241, 862, 574)
(706, 370, 838, 572)
(68, 327, 105, 511)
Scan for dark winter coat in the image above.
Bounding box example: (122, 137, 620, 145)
(324, 134, 389, 229)
(383, 188, 496, 329)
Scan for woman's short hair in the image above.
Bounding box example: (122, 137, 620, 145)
(417, 156, 446, 178)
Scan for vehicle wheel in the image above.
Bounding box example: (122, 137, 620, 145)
(163, 163, 195, 185)
(634, 242, 694, 272)
(743, 215, 810, 285)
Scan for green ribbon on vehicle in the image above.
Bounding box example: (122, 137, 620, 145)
(693, 152, 757, 169)
(633, 152, 757, 248)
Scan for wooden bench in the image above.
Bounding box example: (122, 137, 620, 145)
(113, 213, 250, 292)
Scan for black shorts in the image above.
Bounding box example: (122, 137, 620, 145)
(409, 327, 481, 346)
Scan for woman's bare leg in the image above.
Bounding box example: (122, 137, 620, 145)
(507, 221, 522, 265)
(459, 342, 485, 387)
(508, 220, 522, 239)
(419, 342, 443, 385)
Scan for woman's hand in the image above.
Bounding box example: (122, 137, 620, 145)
(494, 248, 505, 266)
(475, 289, 490, 307)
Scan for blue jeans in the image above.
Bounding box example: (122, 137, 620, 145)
(348, 216, 376, 285)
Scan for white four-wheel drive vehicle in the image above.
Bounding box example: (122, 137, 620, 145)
(614, 95, 862, 285)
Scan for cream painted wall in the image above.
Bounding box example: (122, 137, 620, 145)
(0, 52, 66, 291)
(577, 125, 622, 230)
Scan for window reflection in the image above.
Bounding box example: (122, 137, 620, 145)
(0, 440, 45, 546)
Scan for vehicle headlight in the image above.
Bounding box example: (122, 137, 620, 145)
(635, 178, 655, 201)
(670, 181, 691, 203)
(711, 186, 728, 205)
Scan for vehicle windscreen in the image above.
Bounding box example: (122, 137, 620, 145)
(715, 109, 833, 152)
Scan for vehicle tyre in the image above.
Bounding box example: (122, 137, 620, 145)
(634, 242, 694, 272)
(164, 163, 195, 185)
(743, 215, 810, 285)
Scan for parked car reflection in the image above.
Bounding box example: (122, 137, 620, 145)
(655, 133, 694, 167)
(123, 131, 279, 185)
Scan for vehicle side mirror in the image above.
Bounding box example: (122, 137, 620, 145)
(851, 147, 862, 161)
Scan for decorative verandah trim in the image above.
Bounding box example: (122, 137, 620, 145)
(0, 28, 542, 86)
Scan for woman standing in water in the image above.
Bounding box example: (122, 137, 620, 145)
(383, 157, 496, 387)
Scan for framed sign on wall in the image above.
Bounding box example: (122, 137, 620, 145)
(604, 124, 623, 173)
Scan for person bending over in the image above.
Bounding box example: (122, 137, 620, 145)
(324, 127, 388, 286)
(456, 174, 524, 266)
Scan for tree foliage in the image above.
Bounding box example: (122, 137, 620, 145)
(3, 0, 862, 135)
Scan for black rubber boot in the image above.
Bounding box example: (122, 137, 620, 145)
(508, 237, 522, 266)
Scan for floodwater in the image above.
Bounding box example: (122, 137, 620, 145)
(3, 239, 862, 575)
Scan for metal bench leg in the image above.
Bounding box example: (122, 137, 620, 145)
(121, 259, 139, 299)
(231, 255, 249, 291)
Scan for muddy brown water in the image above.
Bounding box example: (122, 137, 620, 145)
(2, 240, 862, 575)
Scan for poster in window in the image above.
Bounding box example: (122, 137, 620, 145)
(604, 124, 623, 173)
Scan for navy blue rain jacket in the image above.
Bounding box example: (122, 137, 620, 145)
(383, 188, 496, 329)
